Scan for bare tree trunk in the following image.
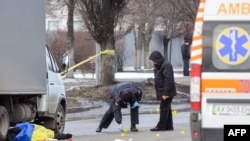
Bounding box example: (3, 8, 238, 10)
(135, 50, 142, 71)
(66, 0, 75, 78)
(144, 39, 150, 69)
(145, 0, 155, 69)
(77, 0, 127, 85)
(135, 28, 144, 71)
(133, 29, 138, 70)
(100, 38, 115, 85)
(101, 54, 115, 84)
(163, 36, 170, 60)
(143, 22, 154, 69)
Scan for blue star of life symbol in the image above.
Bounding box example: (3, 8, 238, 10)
(215, 27, 250, 65)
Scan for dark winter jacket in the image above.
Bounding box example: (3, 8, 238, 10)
(181, 43, 191, 60)
(149, 50, 177, 100)
(110, 82, 143, 124)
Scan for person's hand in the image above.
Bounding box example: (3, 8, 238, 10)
(119, 124, 125, 132)
(131, 101, 140, 108)
(162, 95, 169, 100)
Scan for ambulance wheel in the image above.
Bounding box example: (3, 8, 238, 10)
(0, 106, 9, 141)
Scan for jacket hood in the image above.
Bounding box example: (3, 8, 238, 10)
(149, 50, 164, 65)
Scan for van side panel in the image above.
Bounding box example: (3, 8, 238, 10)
(0, 0, 46, 94)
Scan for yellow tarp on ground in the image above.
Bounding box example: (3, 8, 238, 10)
(31, 124, 54, 141)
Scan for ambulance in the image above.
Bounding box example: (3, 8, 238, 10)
(190, 0, 250, 141)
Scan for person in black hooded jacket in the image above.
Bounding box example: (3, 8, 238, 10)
(181, 39, 191, 76)
(96, 82, 143, 133)
(149, 50, 176, 131)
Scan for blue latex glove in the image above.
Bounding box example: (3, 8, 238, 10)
(119, 124, 124, 132)
(131, 101, 140, 109)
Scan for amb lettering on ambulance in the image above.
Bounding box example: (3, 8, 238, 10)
(217, 2, 250, 15)
(190, 0, 250, 141)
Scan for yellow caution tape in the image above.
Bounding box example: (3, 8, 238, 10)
(101, 49, 115, 55)
(61, 49, 115, 75)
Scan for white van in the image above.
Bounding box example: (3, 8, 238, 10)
(190, 0, 250, 141)
(0, 1, 69, 140)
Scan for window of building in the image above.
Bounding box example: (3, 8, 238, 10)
(74, 21, 84, 31)
(48, 21, 59, 31)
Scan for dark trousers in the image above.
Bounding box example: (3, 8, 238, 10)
(183, 59, 190, 76)
(98, 102, 139, 129)
(156, 98, 173, 129)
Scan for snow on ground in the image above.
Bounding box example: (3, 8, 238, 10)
(63, 68, 184, 83)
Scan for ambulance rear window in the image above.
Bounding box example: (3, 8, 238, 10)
(202, 21, 250, 72)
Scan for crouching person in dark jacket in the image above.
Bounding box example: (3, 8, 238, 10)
(96, 82, 143, 133)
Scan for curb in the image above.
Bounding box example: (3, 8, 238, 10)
(66, 99, 190, 115)
(65, 106, 190, 121)
(67, 105, 102, 113)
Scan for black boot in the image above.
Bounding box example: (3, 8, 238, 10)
(130, 124, 138, 132)
(96, 127, 102, 132)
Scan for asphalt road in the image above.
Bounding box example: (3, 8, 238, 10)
(64, 111, 192, 141)
(63, 71, 191, 141)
